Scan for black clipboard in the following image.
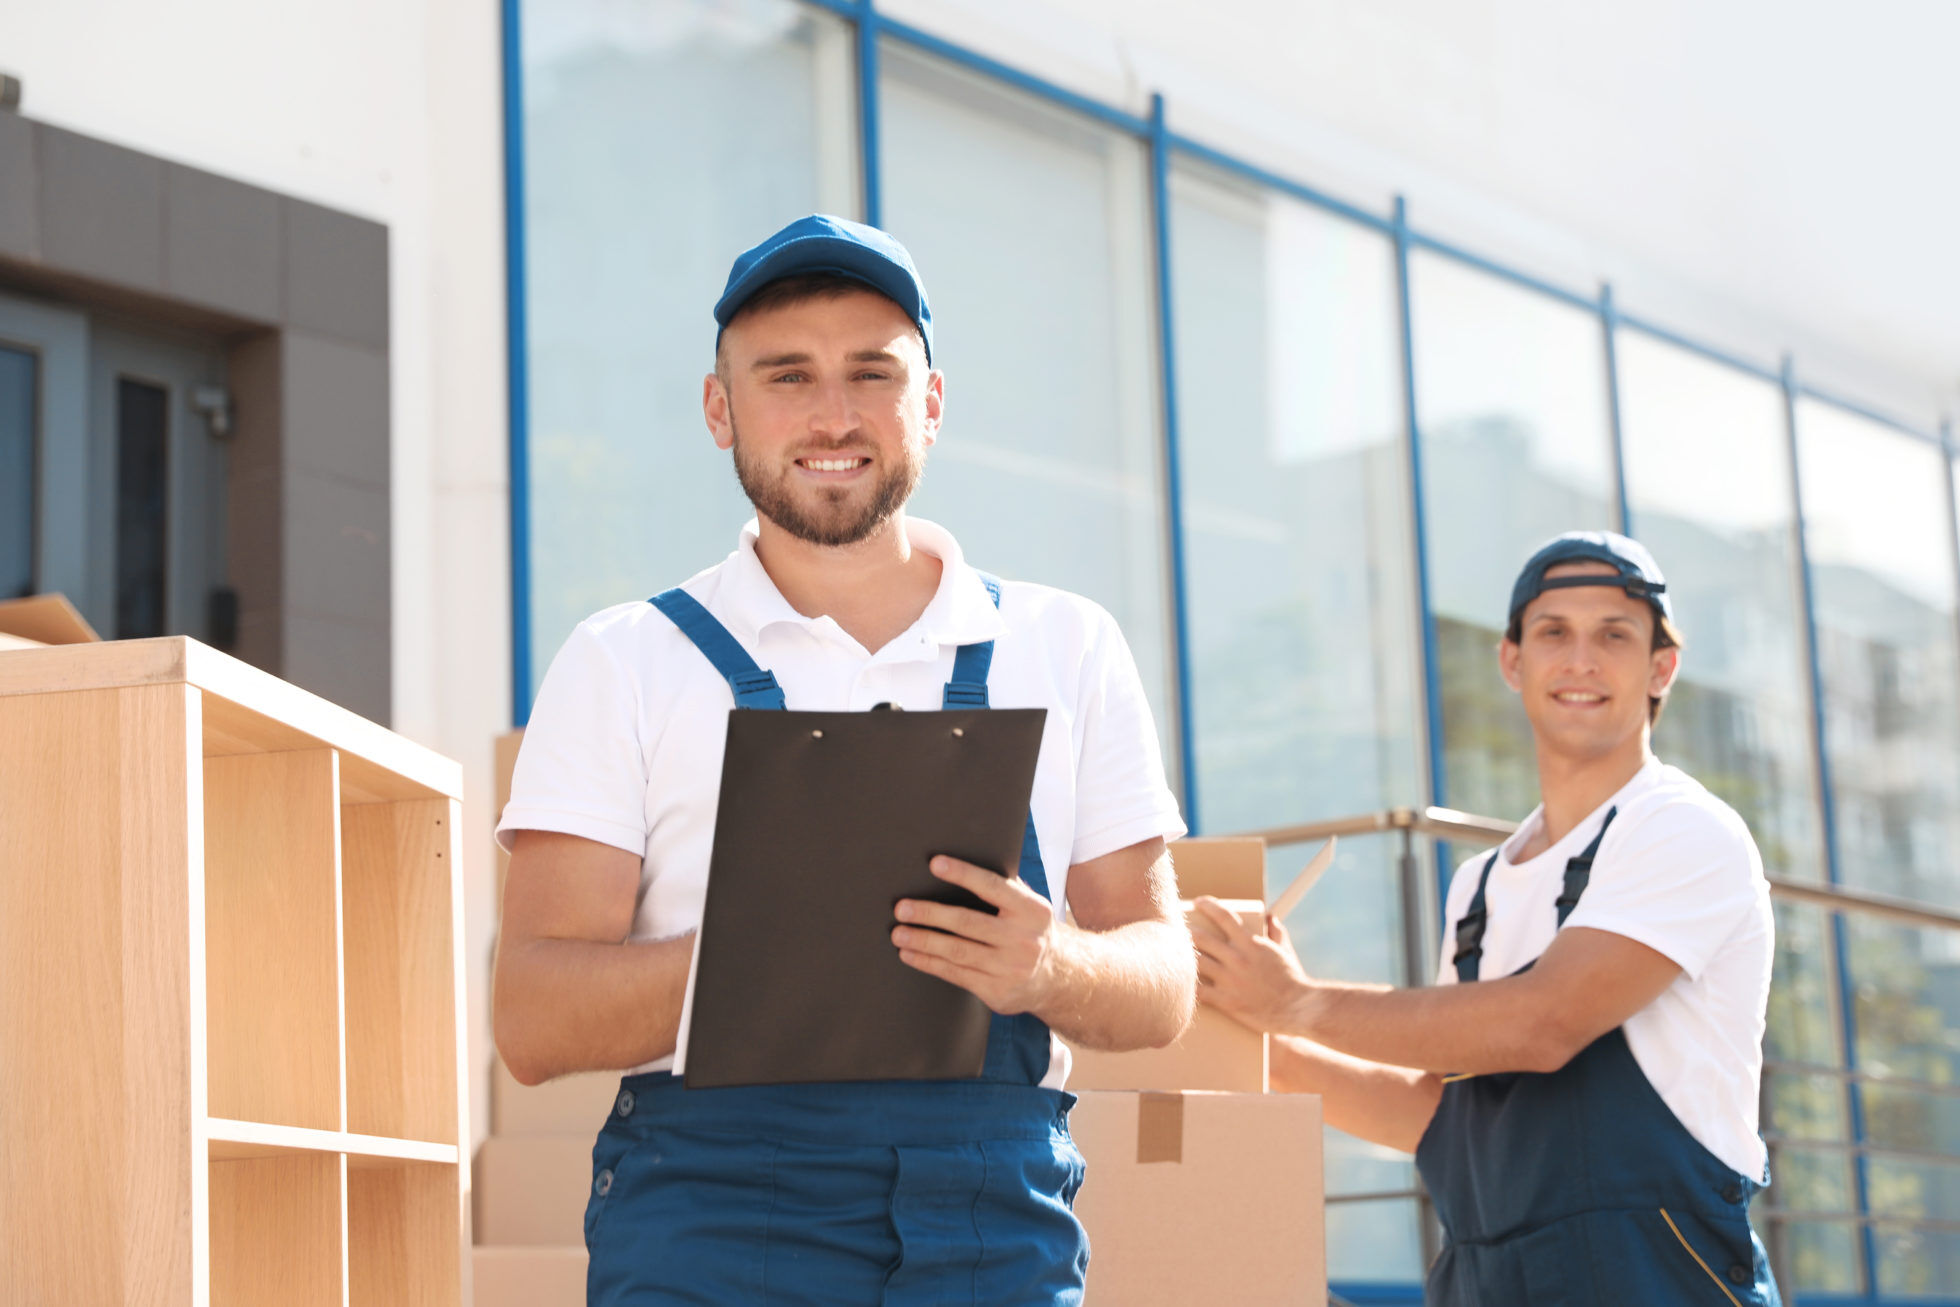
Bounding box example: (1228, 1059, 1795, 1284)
(680, 706, 1047, 1089)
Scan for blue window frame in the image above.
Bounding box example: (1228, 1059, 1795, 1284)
(503, 2, 1960, 1298)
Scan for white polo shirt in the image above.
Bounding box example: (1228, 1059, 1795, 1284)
(497, 516, 1188, 1084)
(1436, 757, 1774, 1180)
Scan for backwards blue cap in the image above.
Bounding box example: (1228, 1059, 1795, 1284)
(713, 215, 934, 365)
(1508, 530, 1673, 628)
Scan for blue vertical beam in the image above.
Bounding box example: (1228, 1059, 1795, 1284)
(1147, 94, 1200, 830)
(1601, 284, 1633, 535)
(1783, 356, 1879, 1297)
(855, 0, 882, 227)
(501, 0, 534, 727)
(1392, 198, 1450, 908)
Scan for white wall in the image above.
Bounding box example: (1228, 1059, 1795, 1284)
(0, 0, 512, 1152)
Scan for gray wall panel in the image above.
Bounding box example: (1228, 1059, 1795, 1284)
(165, 164, 282, 321)
(36, 125, 164, 292)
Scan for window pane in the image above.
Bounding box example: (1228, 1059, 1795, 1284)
(1766, 1071, 1850, 1145)
(1846, 916, 1960, 1087)
(1868, 1155, 1960, 1222)
(1618, 333, 1823, 882)
(880, 44, 1174, 740)
(1325, 1196, 1424, 1286)
(0, 345, 33, 599)
(1772, 1219, 1863, 1295)
(1796, 401, 1960, 902)
(520, 0, 857, 696)
(115, 378, 168, 639)
(1865, 1081, 1960, 1157)
(1766, 902, 1845, 1073)
(1169, 164, 1422, 835)
(1875, 1222, 1960, 1298)
(1410, 253, 1617, 820)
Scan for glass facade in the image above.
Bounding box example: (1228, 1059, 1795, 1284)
(1409, 252, 1619, 821)
(518, 0, 858, 695)
(512, 3, 1960, 1298)
(879, 43, 1175, 734)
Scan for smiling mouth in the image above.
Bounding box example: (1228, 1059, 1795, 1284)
(1551, 691, 1608, 705)
(796, 456, 870, 473)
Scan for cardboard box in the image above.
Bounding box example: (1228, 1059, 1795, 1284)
(1066, 899, 1269, 1093)
(473, 1134, 593, 1246)
(472, 1246, 586, 1307)
(1070, 1090, 1325, 1306)
(0, 593, 100, 647)
(1167, 836, 1266, 900)
(492, 1058, 620, 1137)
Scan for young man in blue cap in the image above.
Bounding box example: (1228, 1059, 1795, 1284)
(492, 214, 1195, 1304)
(1196, 532, 1781, 1306)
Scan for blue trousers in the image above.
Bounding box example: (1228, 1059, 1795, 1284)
(585, 1073, 1089, 1306)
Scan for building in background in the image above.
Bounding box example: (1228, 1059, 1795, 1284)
(5, 1, 1958, 1300)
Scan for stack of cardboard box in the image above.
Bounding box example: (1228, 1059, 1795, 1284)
(475, 733, 1324, 1304)
(1064, 838, 1327, 1305)
(471, 731, 605, 1305)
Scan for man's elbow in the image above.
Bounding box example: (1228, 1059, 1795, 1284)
(1517, 1016, 1592, 1074)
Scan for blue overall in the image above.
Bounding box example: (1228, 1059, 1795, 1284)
(1416, 810, 1782, 1306)
(581, 580, 1088, 1306)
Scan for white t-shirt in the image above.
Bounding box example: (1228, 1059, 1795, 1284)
(1436, 758, 1773, 1180)
(497, 516, 1188, 1085)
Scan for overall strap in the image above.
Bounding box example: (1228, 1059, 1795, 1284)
(1452, 853, 1501, 984)
(942, 572, 1004, 709)
(647, 588, 787, 710)
(1555, 806, 1618, 926)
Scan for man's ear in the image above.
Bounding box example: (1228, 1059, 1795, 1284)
(1498, 637, 1523, 694)
(920, 368, 944, 448)
(1649, 642, 1681, 699)
(703, 372, 734, 451)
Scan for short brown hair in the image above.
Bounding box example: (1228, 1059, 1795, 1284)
(1504, 606, 1684, 725)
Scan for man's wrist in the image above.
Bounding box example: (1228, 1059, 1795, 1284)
(1285, 978, 1329, 1039)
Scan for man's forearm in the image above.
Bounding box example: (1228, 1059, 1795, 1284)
(1033, 919, 1196, 1052)
(1270, 1034, 1441, 1153)
(1284, 975, 1551, 1076)
(492, 933, 692, 1084)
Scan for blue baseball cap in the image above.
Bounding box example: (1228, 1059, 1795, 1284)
(1508, 531, 1673, 629)
(713, 215, 934, 365)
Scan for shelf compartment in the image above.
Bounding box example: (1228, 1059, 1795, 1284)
(209, 1152, 341, 1307)
(343, 797, 461, 1144)
(349, 1160, 464, 1306)
(204, 748, 343, 1132)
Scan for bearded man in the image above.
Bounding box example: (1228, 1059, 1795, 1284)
(492, 215, 1195, 1305)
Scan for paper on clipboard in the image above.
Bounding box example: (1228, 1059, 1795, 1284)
(1269, 837, 1337, 921)
(670, 929, 704, 1076)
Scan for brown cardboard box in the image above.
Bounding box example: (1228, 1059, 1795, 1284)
(471, 1246, 586, 1306)
(1066, 899, 1268, 1093)
(491, 1058, 620, 1137)
(1167, 836, 1266, 900)
(1070, 1090, 1325, 1306)
(473, 1134, 593, 1246)
(0, 593, 100, 647)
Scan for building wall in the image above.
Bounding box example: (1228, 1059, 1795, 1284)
(0, 0, 511, 1148)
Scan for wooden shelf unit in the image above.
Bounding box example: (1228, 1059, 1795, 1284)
(0, 637, 469, 1306)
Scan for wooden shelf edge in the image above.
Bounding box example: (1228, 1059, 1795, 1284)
(206, 1117, 460, 1166)
(0, 637, 462, 801)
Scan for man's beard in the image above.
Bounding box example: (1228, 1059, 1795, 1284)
(730, 422, 926, 548)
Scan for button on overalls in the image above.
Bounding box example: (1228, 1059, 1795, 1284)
(1417, 809, 1783, 1306)
(582, 579, 1089, 1306)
